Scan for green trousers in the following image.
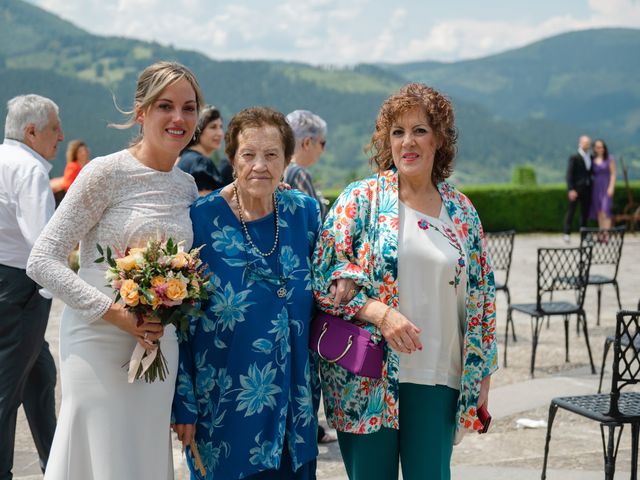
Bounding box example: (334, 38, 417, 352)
(337, 383, 459, 480)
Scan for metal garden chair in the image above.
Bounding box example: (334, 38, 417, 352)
(486, 230, 516, 341)
(542, 310, 640, 480)
(504, 246, 595, 377)
(598, 299, 640, 393)
(580, 226, 625, 326)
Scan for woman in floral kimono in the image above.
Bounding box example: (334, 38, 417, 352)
(173, 107, 321, 479)
(312, 83, 497, 479)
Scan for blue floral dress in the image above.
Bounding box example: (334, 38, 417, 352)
(173, 189, 321, 479)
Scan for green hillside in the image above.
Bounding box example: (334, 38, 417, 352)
(0, 0, 637, 186)
(382, 28, 640, 137)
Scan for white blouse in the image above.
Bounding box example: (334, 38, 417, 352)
(397, 201, 467, 390)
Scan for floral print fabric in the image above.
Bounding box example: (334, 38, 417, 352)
(311, 168, 497, 435)
(173, 189, 321, 479)
(417, 216, 466, 291)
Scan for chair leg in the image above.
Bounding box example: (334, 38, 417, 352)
(580, 311, 596, 374)
(505, 287, 516, 342)
(547, 293, 553, 330)
(596, 285, 603, 326)
(600, 423, 624, 480)
(530, 316, 544, 377)
(564, 315, 570, 362)
(504, 307, 511, 368)
(613, 281, 622, 311)
(598, 339, 612, 394)
(576, 312, 581, 337)
(541, 402, 559, 480)
(631, 423, 639, 480)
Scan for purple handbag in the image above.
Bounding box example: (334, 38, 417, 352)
(310, 174, 384, 378)
(309, 311, 384, 379)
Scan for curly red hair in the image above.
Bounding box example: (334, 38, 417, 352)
(367, 83, 458, 184)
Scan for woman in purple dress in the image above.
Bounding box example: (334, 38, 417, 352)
(589, 138, 617, 229)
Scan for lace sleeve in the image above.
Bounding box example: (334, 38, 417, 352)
(27, 158, 115, 321)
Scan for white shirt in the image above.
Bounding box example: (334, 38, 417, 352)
(0, 139, 54, 269)
(397, 201, 467, 389)
(579, 147, 591, 171)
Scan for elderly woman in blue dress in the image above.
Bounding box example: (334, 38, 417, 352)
(172, 106, 321, 479)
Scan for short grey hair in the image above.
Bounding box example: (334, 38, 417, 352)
(4, 94, 60, 141)
(286, 110, 327, 148)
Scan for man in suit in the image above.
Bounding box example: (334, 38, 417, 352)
(0, 94, 62, 479)
(563, 135, 592, 243)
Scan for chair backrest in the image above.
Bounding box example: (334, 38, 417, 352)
(485, 230, 516, 285)
(607, 310, 640, 416)
(536, 246, 592, 310)
(579, 227, 625, 278)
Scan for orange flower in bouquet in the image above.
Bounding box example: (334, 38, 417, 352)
(96, 238, 209, 382)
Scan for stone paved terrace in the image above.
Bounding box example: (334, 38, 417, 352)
(13, 233, 640, 479)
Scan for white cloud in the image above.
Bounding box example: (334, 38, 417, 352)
(589, 0, 640, 23)
(24, 0, 640, 65)
(400, 0, 640, 63)
(370, 8, 407, 61)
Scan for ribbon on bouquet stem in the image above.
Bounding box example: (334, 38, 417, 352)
(127, 342, 158, 383)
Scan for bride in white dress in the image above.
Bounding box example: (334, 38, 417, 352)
(27, 61, 204, 480)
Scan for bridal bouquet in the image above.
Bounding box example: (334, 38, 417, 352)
(96, 238, 209, 383)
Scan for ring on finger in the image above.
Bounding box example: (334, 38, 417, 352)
(349, 288, 357, 297)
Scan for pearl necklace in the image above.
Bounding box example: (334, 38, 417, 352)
(233, 182, 279, 257)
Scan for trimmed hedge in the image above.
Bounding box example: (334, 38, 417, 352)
(324, 182, 640, 233)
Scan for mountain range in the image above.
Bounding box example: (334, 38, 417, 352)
(1, 0, 638, 187)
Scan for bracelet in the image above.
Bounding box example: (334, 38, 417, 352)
(378, 305, 392, 331)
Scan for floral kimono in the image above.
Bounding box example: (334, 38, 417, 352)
(311, 168, 497, 436)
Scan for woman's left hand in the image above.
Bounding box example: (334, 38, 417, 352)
(278, 181, 292, 190)
(607, 187, 614, 198)
(329, 278, 359, 308)
(477, 374, 491, 409)
(172, 423, 196, 450)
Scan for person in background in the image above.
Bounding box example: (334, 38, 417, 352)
(285, 109, 328, 219)
(61, 140, 90, 192)
(51, 140, 91, 206)
(177, 105, 231, 195)
(563, 135, 592, 243)
(312, 83, 497, 479)
(0, 93, 62, 479)
(173, 106, 321, 479)
(588, 138, 616, 230)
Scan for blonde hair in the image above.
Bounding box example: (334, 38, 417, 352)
(66, 139, 86, 163)
(110, 61, 204, 145)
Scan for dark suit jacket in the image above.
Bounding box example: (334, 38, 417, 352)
(566, 152, 591, 191)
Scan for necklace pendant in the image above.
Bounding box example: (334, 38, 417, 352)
(277, 286, 287, 298)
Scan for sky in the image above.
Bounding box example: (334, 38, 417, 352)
(27, 0, 640, 65)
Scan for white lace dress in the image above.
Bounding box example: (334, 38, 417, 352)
(27, 150, 198, 480)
